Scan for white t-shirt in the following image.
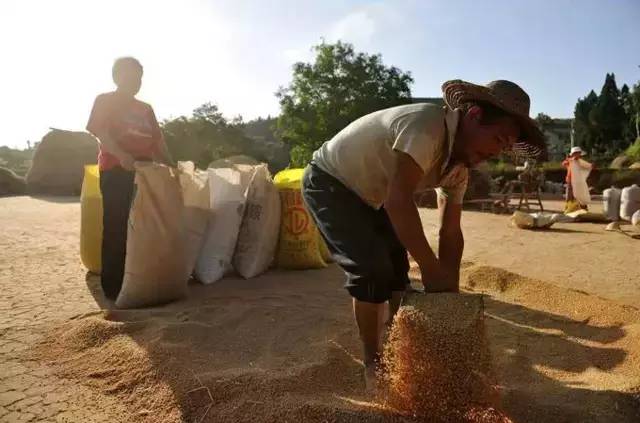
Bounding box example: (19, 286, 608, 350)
(312, 103, 468, 209)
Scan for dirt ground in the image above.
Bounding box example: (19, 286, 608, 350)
(0, 196, 639, 422)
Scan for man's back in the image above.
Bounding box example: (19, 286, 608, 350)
(313, 103, 448, 208)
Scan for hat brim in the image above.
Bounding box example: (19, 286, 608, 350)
(442, 80, 548, 161)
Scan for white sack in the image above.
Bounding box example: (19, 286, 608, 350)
(233, 165, 281, 278)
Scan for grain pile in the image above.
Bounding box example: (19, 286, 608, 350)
(462, 266, 640, 327)
(35, 279, 423, 423)
(36, 315, 190, 423)
(381, 293, 511, 422)
(462, 265, 640, 422)
(33, 260, 640, 422)
(26, 129, 99, 195)
(0, 166, 26, 196)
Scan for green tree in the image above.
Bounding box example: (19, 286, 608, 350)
(239, 117, 291, 173)
(628, 81, 640, 141)
(162, 102, 258, 169)
(276, 41, 413, 166)
(0, 146, 34, 176)
(573, 90, 599, 153)
(590, 73, 626, 153)
(534, 113, 553, 130)
(620, 84, 635, 145)
(192, 102, 227, 126)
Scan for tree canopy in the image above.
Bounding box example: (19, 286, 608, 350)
(534, 113, 554, 130)
(162, 103, 290, 172)
(573, 73, 639, 157)
(276, 41, 414, 166)
(161, 103, 260, 169)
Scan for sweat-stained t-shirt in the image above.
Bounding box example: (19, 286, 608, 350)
(312, 103, 468, 209)
(86, 92, 163, 171)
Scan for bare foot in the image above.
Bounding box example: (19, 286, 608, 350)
(364, 364, 378, 394)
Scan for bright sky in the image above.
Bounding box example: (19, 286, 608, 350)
(1, 0, 638, 148)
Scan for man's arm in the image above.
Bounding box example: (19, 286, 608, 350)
(437, 196, 464, 289)
(384, 152, 450, 289)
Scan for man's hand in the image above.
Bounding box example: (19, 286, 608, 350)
(421, 261, 459, 293)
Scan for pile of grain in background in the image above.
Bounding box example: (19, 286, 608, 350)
(25, 128, 99, 195)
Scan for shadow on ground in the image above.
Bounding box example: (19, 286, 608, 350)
(81, 267, 421, 422)
(30, 195, 80, 204)
(483, 296, 639, 422)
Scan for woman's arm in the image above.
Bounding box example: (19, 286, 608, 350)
(86, 94, 135, 170)
(148, 106, 174, 166)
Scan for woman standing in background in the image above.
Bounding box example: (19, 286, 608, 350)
(562, 146, 593, 213)
(86, 57, 173, 300)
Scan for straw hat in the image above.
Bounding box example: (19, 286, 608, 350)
(441, 79, 547, 160)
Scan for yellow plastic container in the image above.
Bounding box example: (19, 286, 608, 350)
(274, 168, 327, 269)
(80, 165, 103, 274)
(273, 168, 306, 190)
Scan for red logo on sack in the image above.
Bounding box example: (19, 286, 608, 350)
(285, 206, 309, 236)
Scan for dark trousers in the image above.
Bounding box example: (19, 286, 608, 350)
(99, 167, 135, 300)
(302, 163, 410, 304)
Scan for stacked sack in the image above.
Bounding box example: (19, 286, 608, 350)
(620, 184, 640, 222)
(194, 166, 251, 283)
(233, 165, 282, 278)
(177, 162, 210, 276)
(194, 161, 282, 283)
(116, 163, 189, 309)
(602, 186, 621, 222)
(79, 160, 334, 308)
(273, 168, 332, 269)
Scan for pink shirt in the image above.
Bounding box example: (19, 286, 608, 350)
(86, 92, 162, 171)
